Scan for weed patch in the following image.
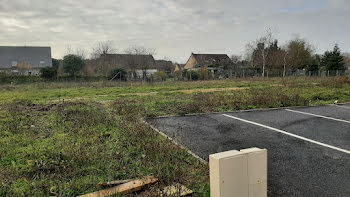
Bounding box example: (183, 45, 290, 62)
(1, 77, 350, 196)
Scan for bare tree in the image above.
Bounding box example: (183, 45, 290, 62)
(283, 50, 288, 77)
(245, 42, 256, 68)
(124, 45, 156, 55)
(75, 48, 87, 59)
(65, 45, 73, 55)
(257, 29, 273, 77)
(64, 45, 87, 59)
(90, 41, 118, 76)
(91, 41, 117, 59)
(281, 42, 290, 77)
(245, 29, 274, 77)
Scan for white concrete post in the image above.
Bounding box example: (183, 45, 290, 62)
(209, 148, 267, 197)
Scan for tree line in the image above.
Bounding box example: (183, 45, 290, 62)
(236, 30, 348, 77)
(40, 33, 350, 80)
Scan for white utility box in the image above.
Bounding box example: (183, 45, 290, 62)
(209, 148, 267, 197)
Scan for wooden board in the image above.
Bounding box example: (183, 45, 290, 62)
(98, 179, 132, 187)
(79, 176, 158, 197)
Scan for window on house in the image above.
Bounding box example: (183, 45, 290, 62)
(40, 61, 45, 65)
(11, 61, 18, 67)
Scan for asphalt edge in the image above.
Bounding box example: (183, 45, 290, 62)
(142, 119, 208, 164)
(149, 102, 350, 119)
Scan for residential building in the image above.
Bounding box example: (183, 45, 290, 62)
(87, 54, 158, 78)
(155, 60, 173, 74)
(184, 53, 232, 70)
(0, 46, 52, 75)
(173, 64, 185, 72)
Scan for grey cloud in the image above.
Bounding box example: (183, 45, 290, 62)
(0, 0, 349, 62)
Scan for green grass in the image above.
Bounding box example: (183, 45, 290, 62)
(0, 79, 273, 104)
(1, 76, 350, 196)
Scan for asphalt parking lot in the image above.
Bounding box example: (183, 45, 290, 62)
(147, 104, 350, 197)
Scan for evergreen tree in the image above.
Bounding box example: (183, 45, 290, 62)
(305, 55, 321, 72)
(62, 54, 84, 80)
(52, 58, 61, 69)
(321, 44, 345, 71)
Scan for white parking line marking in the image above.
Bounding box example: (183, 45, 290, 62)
(335, 105, 350, 109)
(222, 114, 350, 155)
(285, 109, 350, 124)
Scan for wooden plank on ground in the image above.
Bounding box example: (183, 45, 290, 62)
(78, 176, 158, 197)
(98, 179, 132, 187)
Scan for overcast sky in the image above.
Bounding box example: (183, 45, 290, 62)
(0, 0, 349, 63)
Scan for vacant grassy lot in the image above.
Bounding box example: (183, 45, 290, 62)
(1, 77, 350, 196)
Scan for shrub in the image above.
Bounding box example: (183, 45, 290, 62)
(62, 55, 84, 80)
(40, 67, 57, 79)
(0, 73, 41, 84)
(173, 70, 182, 80)
(200, 66, 209, 80)
(154, 71, 168, 81)
(109, 68, 127, 81)
(182, 69, 199, 80)
(52, 58, 62, 70)
(187, 70, 199, 80)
